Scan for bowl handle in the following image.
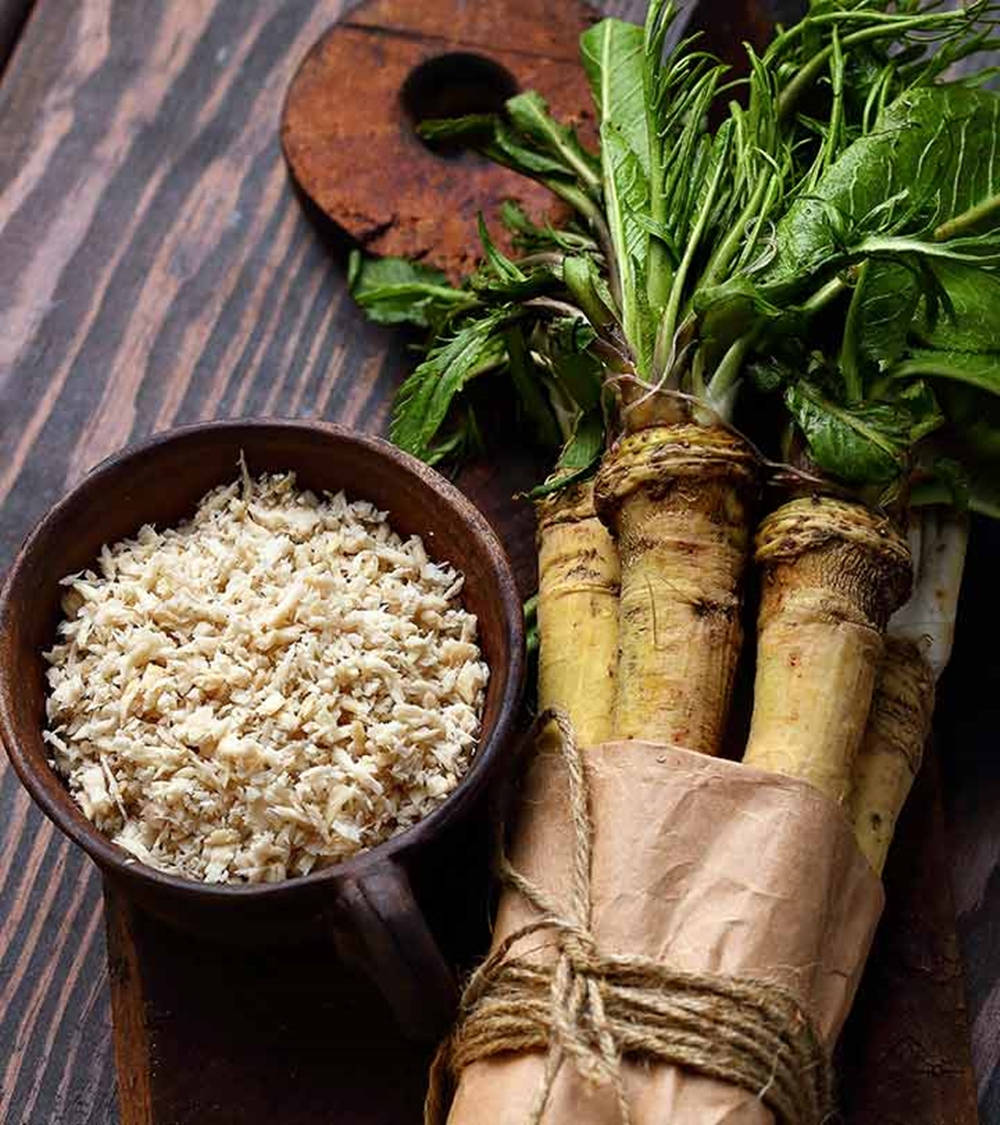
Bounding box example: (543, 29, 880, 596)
(330, 861, 457, 1040)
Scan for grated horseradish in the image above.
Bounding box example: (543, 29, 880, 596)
(43, 468, 489, 884)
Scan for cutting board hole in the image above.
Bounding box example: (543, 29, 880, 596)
(401, 53, 518, 157)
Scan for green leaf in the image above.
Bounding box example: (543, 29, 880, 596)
(601, 125, 650, 267)
(911, 457, 971, 513)
(889, 349, 1000, 397)
(841, 256, 1000, 403)
(555, 411, 604, 473)
(524, 593, 540, 656)
(640, 0, 678, 316)
(580, 17, 650, 177)
(470, 218, 564, 301)
(476, 215, 526, 283)
(418, 114, 603, 229)
(785, 379, 943, 485)
(747, 353, 792, 395)
(695, 276, 786, 352)
(390, 311, 512, 462)
(599, 121, 652, 369)
(421, 411, 483, 466)
(843, 260, 920, 374)
(498, 201, 596, 254)
(348, 252, 471, 327)
(969, 469, 1000, 519)
(562, 255, 617, 332)
(415, 113, 496, 147)
(580, 15, 656, 370)
(769, 86, 1000, 286)
(527, 411, 605, 498)
(470, 270, 561, 303)
(911, 455, 1000, 521)
(911, 260, 1000, 353)
(504, 91, 600, 188)
(936, 384, 1000, 462)
(419, 115, 571, 179)
(545, 316, 603, 412)
(506, 327, 560, 448)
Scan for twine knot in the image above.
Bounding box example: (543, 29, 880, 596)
(425, 709, 835, 1125)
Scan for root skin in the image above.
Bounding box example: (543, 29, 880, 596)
(850, 636, 935, 874)
(595, 423, 756, 753)
(536, 481, 620, 747)
(743, 498, 912, 804)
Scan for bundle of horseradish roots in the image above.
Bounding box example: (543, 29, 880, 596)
(350, 2, 1000, 1120)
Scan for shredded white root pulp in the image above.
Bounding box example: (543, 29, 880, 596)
(43, 468, 489, 884)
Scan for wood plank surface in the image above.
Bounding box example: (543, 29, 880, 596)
(0, 0, 32, 72)
(838, 744, 979, 1124)
(0, 6, 404, 1122)
(939, 513, 1000, 1119)
(0, 1, 991, 1122)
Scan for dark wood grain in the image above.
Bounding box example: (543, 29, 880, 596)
(0, 0, 989, 1122)
(0, 5, 407, 1122)
(0, 0, 32, 71)
(939, 513, 1000, 1122)
(105, 883, 153, 1125)
(838, 744, 979, 1124)
(104, 879, 435, 1125)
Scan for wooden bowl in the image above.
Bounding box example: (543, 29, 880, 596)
(0, 421, 524, 1029)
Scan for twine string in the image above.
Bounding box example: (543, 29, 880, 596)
(424, 709, 834, 1125)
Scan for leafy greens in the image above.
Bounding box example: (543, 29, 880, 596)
(350, 0, 1000, 512)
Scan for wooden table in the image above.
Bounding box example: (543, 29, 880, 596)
(0, 2, 997, 1122)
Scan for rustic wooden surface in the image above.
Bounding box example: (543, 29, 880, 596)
(0, 0, 993, 1122)
(0, 0, 31, 71)
(281, 0, 596, 279)
(839, 743, 979, 1124)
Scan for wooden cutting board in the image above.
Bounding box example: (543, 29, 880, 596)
(97, 0, 975, 1120)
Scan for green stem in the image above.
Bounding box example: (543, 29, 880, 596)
(690, 348, 707, 400)
(862, 61, 895, 135)
(550, 181, 604, 233)
(552, 183, 621, 312)
(840, 264, 865, 405)
(705, 331, 757, 420)
(858, 234, 1000, 263)
(736, 174, 782, 273)
(703, 173, 771, 287)
(908, 480, 954, 507)
(562, 257, 616, 333)
(655, 129, 732, 373)
(644, 21, 673, 319)
(777, 13, 976, 121)
(934, 192, 1000, 241)
(814, 25, 845, 184)
(769, 5, 984, 64)
(801, 275, 848, 314)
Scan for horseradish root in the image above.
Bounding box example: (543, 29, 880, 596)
(850, 637, 934, 873)
(849, 509, 968, 870)
(595, 422, 756, 753)
(536, 480, 619, 745)
(742, 497, 911, 803)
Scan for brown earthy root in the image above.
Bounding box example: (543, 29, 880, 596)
(850, 636, 935, 873)
(536, 480, 620, 747)
(594, 423, 757, 753)
(742, 497, 912, 803)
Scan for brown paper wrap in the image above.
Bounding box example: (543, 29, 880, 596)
(445, 741, 884, 1125)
